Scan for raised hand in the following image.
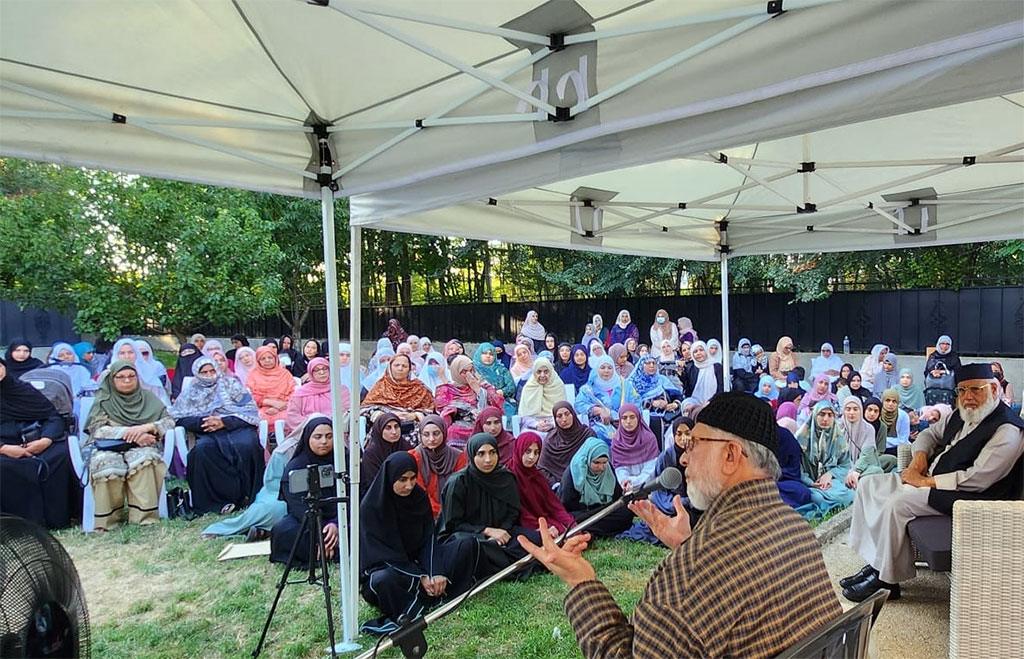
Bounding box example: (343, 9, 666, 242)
(629, 495, 692, 550)
(517, 517, 595, 589)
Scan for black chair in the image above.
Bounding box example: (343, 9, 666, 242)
(774, 589, 888, 659)
(906, 515, 952, 572)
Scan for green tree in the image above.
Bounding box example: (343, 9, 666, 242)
(0, 159, 285, 340)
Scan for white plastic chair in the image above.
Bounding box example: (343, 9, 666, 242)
(258, 418, 287, 461)
(511, 415, 522, 436)
(564, 384, 576, 406)
(69, 396, 177, 532)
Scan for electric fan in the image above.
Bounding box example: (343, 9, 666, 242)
(0, 516, 90, 657)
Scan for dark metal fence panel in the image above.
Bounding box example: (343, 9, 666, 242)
(13, 286, 1017, 356)
(0, 300, 79, 348)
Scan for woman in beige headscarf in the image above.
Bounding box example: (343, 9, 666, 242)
(769, 336, 800, 381)
(649, 309, 679, 352)
(517, 357, 567, 433)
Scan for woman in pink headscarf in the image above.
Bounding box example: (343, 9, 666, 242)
(285, 357, 350, 434)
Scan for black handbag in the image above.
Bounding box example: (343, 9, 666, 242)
(94, 438, 133, 452)
(165, 487, 196, 520)
(20, 421, 42, 444)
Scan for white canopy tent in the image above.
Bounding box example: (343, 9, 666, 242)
(2, 0, 1022, 651)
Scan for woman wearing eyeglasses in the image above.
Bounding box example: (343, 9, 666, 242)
(83, 360, 175, 531)
(284, 357, 350, 435)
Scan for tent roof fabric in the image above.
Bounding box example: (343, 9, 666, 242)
(1, 0, 1022, 257)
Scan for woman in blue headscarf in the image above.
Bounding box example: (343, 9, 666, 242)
(754, 374, 779, 411)
(574, 355, 640, 443)
(628, 355, 682, 443)
(559, 344, 591, 389)
(730, 338, 758, 393)
(73, 341, 105, 377)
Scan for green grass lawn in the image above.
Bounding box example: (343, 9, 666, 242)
(55, 517, 668, 658)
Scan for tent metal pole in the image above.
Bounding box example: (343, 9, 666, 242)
(346, 224, 363, 651)
(327, 4, 557, 115)
(572, 14, 772, 115)
(564, 0, 842, 44)
(320, 186, 360, 652)
(719, 251, 731, 392)
(330, 112, 546, 132)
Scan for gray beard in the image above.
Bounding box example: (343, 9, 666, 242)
(685, 466, 724, 511)
(959, 394, 999, 426)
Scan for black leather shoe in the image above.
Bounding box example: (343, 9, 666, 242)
(840, 565, 878, 589)
(843, 575, 901, 602)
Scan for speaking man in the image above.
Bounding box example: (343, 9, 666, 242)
(843, 362, 1024, 601)
(520, 392, 841, 658)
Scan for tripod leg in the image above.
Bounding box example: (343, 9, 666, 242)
(253, 513, 309, 658)
(311, 507, 339, 659)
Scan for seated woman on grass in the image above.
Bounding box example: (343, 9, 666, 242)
(409, 415, 466, 519)
(508, 432, 576, 538)
(270, 416, 338, 569)
(795, 401, 854, 520)
(84, 359, 175, 532)
(438, 433, 542, 580)
(359, 452, 478, 636)
(557, 437, 634, 539)
(609, 403, 660, 490)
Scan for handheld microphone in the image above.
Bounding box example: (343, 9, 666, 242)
(621, 467, 683, 504)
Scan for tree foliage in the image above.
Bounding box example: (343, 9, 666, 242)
(1, 156, 1019, 341)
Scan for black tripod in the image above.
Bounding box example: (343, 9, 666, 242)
(253, 486, 347, 658)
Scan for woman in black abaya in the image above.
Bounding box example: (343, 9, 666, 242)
(359, 452, 477, 635)
(437, 433, 542, 579)
(0, 357, 74, 528)
(270, 416, 338, 568)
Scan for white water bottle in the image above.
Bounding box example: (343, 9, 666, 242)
(843, 336, 850, 355)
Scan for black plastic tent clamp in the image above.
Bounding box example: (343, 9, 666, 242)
(312, 124, 339, 191)
(548, 106, 572, 122)
(767, 1, 785, 15)
(798, 161, 815, 172)
(962, 156, 976, 166)
(798, 203, 817, 213)
(111, 113, 126, 124)
(548, 33, 566, 51)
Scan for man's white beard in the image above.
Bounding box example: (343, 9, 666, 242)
(959, 391, 999, 426)
(685, 463, 724, 511)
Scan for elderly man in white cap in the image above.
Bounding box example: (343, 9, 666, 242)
(843, 362, 1024, 602)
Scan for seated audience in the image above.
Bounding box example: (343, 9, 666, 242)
(841, 397, 895, 492)
(270, 416, 338, 569)
(608, 344, 632, 379)
(435, 355, 503, 451)
(837, 370, 871, 406)
(245, 345, 295, 427)
(473, 342, 517, 417)
(574, 355, 641, 443)
(509, 342, 534, 383)
(517, 310, 548, 354)
(629, 355, 682, 443)
(649, 309, 679, 353)
(416, 352, 449, 394)
(438, 433, 542, 578)
(795, 401, 854, 520)
(362, 354, 434, 433)
(559, 344, 591, 389)
(879, 388, 910, 451)
(170, 357, 264, 516)
(799, 374, 839, 414)
(606, 309, 639, 348)
(409, 415, 466, 519)
(923, 335, 961, 406)
(768, 336, 799, 381)
(871, 353, 900, 397)
(291, 339, 323, 381)
(832, 362, 855, 394)
(361, 412, 413, 488)
(586, 338, 607, 368)
(845, 364, 1023, 601)
(730, 338, 758, 393)
(48, 340, 94, 396)
(754, 374, 779, 411)
(171, 343, 202, 401)
(517, 357, 567, 433)
(225, 333, 249, 363)
(683, 341, 723, 404)
(558, 437, 634, 538)
(83, 359, 175, 531)
(74, 341, 105, 377)
(359, 452, 477, 635)
(285, 357, 349, 434)
(537, 401, 596, 486)
(896, 368, 926, 411)
(200, 414, 320, 539)
(860, 344, 889, 389)
(4, 339, 44, 379)
(610, 404, 660, 490)
(471, 406, 516, 466)
(509, 432, 576, 536)
(0, 357, 73, 529)
(810, 342, 844, 384)
(706, 339, 723, 364)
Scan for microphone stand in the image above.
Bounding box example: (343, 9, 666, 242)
(355, 491, 646, 659)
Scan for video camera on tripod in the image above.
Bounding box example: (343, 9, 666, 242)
(287, 463, 337, 497)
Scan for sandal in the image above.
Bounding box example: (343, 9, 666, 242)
(220, 503, 236, 515)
